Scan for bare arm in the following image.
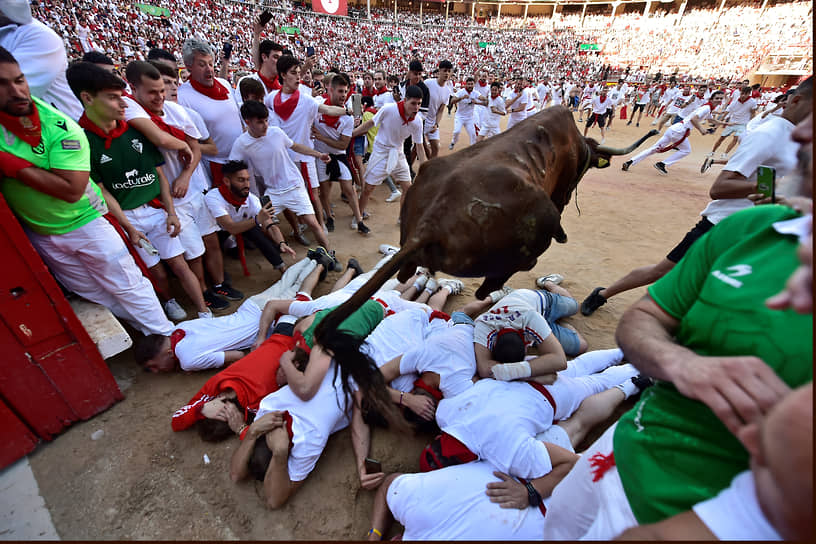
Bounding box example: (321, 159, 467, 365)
(279, 343, 333, 401)
(128, 118, 193, 161)
(351, 118, 375, 138)
(352, 391, 385, 490)
(290, 142, 330, 162)
(710, 169, 753, 200)
(170, 137, 201, 199)
(254, 299, 296, 348)
(311, 127, 351, 151)
(229, 411, 285, 482)
(526, 334, 568, 378)
(616, 510, 716, 540)
(198, 136, 218, 156)
(14, 166, 90, 203)
(155, 165, 180, 237)
(318, 103, 348, 117)
(414, 139, 428, 164)
(434, 104, 445, 129)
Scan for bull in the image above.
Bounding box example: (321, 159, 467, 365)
(317, 105, 657, 335)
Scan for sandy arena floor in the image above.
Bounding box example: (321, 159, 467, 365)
(28, 107, 717, 539)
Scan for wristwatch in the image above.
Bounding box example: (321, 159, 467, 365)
(525, 481, 541, 507)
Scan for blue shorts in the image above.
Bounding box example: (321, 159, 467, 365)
(535, 290, 581, 356)
(353, 135, 366, 155)
(450, 311, 474, 326)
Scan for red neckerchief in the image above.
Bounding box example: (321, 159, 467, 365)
(396, 100, 415, 125)
(217, 183, 247, 207)
(145, 106, 187, 141)
(373, 86, 388, 96)
(696, 91, 705, 99)
(361, 86, 376, 97)
(738, 95, 750, 103)
(364, 106, 378, 114)
(413, 377, 443, 401)
(190, 77, 230, 101)
(170, 329, 186, 355)
(496, 327, 526, 344)
(78, 112, 128, 150)
(258, 71, 281, 93)
(478, 79, 487, 86)
(273, 88, 300, 122)
(319, 93, 342, 129)
(0, 104, 42, 147)
(599, 95, 607, 104)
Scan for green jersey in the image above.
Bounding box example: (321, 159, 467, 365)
(85, 125, 164, 210)
(0, 97, 105, 235)
(614, 205, 813, 524)
(302, 299, 385, 348)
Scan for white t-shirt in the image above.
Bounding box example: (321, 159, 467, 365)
(692, 471, 781, 540)
(608, 88, 623, 106)
(228, 127, 302, 196)
(506, 90, 531, 124)
(537, 83, 550, 103)
(255, 363, 352, 482)
(399, 322, 476, 398)
(635, 90, 651, 105)
(725, 97, 757, 125)
(312, 111, 353, 155)
(373, 91, 396, 110)
(424, 78, 452, 128)
(177, 77, 243, 164)
(661, 86, 680, 107)
(123, 97, 203, 205)
(681, 104, 714, 130)
(185, 106, 212, 194)
(453, 89, 479, 121)
(474, 289, 553, 350)
(205, 186, 262, 224)
(388, 460, 549, 540)
(679, 95, 705, 118)
(370, 102, 423, 150)
(591, 95, 612, 114)
(484, 95, 506, 129)
(264, 89, 321, 163)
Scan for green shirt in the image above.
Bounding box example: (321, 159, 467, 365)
(85, 125, 164, 210)
(302, 299, 385, 348)
(614, 205, 813, 524)
(0, 97, 105, 235)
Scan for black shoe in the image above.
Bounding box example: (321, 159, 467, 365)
(357, 221, 371, 235)
(580, 287, 607, 316)
(325, 216, 335, 232)
(626, 121, 632, 125)
(213, 283, 244, 301)
(631, 374, 654, 393)
(621, 160, 632, 171)
(636, 122, 640, 127)
(654, 162, 668, 175)
(306, 248, 318, 261)
(203, 289, 230, 310)
(329, 249, 342, 272)
(309, 248, 331, 281)
(314, 246, 340, 273)
(347, 258, 364, 278)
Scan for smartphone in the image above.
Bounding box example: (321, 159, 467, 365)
(756, 165, 776, 203)
(364, 458, 382, 474)
(222, 42, 233, 60)
(351, 93, 363, 118)
(306, 46, 315, 58)
(258, 10, 273, 26)
(138, 238, 159, 256)
(260, 194, 271, 208)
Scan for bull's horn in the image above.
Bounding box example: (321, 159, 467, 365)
(595, 129, 659, 155)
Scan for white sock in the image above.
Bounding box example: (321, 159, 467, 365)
(491, 361, 532, 381)
(615, 378, 639, 399)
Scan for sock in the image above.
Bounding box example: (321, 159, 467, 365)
(615, 378, 639, 400)
(491, 361, 532, 381)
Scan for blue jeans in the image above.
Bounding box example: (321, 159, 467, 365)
(535, 290, 580, 356)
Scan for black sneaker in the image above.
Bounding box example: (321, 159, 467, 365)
(654, 162, 668, 175)
(347, 258, 364, 278)
(314, 246, 339, 273)
(203, 289, 230, 310)
(621, 160, 632, 171)
(325, 216, 335, 232)
(329, 249, 342, 272)
(631, 374, 654, 393)
(357, 221, 371, 235)
(580, 287, 607, 316)
(213, 283, 244, 301)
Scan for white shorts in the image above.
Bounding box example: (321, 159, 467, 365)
(364, 146, 411, 185)
(123, 204, 185, 267)
(174, 201, 206, 261)
(721, 123, 747, 138)
(188, 191, 219, 236)
(316, 158, 352, 183)
(480, 125, 500, 138)
(424, 125, 440, 141)
(268, 185, 315, 218)
(297, 159, 320, 190)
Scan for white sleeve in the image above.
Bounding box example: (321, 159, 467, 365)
(398, 347, 425, 375)
(177, 347, 226, 371)
(692, 471, 782, 540)
(472, 319, 491, 347)
(523, 311, 553, 345)
(122, 96, 150, 121)
(204, 190, 230, 219)
(185, 107, 210, 140)
(372, 105, 387, 127)
(246, 193, 262, 216)
(722, 130, 772, 177)
(10, 22, 67, 99)
(171, 104, 201, 139)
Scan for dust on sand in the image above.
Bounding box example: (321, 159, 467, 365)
(28, 109, 714, 539)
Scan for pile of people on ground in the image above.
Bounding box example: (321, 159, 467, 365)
(0, 0, 812, 539)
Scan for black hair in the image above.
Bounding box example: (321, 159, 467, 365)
(709, 90, 725, 101)
(125, 60, 161, 88)
(222, 159, 249, 176)
(465, 77, 475, 83)
(0, 46, 17, 65)
(147, 48, 177, 63)
(276, 54, 300, 82)
(490, 81, 502, 90)
(66, 61, 126, 100)
(149, 60, 177, 79)
(259, 40, 284, 60)
(195, 397, 244, 442)
(82, 51, 114, 66)
(491, 333, 526, 364)
(404, 85, 422, 100)
(132, 334, 168, 367)
(387, 75, 400, 85)
(240, 99, 269, 121)
(402, 389, 441, 435)
(360, 95, 374, 108)
(408, 60, 423, 73)
(249, 435, 273, 481)
(331, 72, 351, 88)
(438, 60, 453, 70)
(239, 77, 265, 101)
(740, 86, 752, 94)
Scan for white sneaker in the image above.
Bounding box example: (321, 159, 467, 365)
(379, 244, 399, 256)
(488, 286, 514, 303)
(439, 278, 464, 295)
(350, 217, 358, 230)
(416, 266, 430, 276)
(164, 299, 187, 320)
(386, 190, 402, 203)
(536, 274, 565, 288)
(413, 274, 428, 290)
(448, 143, 455, 150)
(198, 310, 213, 319)
(424, 277, 439, 293)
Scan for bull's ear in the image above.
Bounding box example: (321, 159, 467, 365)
(594, 157, 611, 168)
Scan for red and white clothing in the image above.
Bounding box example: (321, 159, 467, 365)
(177, 77, 243, 167)
(660, 86, 681, 111)
(629, 104, 715, 168)
(590, 95, 610, 116)
(373, 90, 395, 110)
(451, 89, 479, 146)
(264, 89, 324, 189)
(667, 90, 691, 115)
(473, 80, 491, 128)
(724, 96, 758, 126)
(481, 95, 506, 138)
(474, 289, 555, 350)
(506, 89, 531, 130)
(678, 94, 705, 119)
(423, 78, 452, 139)
(312, 109, 354, 182)
(364, 102, 423, 185)
(398, 320, 476, 398)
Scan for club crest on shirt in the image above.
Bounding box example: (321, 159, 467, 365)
(20, 117, 33, 129)
(31, 142, 45, 155)
(131, 139, 143, 153)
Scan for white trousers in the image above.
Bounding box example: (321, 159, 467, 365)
(629, 123, 692, 168)
(27, 216, 174, 336)
(451, 116, 477, 146)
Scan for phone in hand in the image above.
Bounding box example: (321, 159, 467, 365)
(364, 458, 382, 474)
(222, 42, 233, 60)
(306, 45, 315, 58)
(139, 238, 159, 256)
(351, 93, 363, 118)
(258, 10, 274, 26)
(756, 165, 776, 203)
(260, 194, 271, 208)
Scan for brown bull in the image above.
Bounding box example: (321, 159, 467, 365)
(316, 105, 657, 336)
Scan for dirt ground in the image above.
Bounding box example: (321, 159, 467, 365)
(28, 107, 716, 540)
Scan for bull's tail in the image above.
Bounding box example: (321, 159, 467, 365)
(313, 245, 417, 342)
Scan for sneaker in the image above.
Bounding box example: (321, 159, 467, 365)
(379, 244, 400, 256)
(488, 286, 514, 303)
(350, 217, 357, 230)
(413, 274, 428, 290)
(347, 258, 364, 278)
(328, 249, 342, 272)
(577, 117, 583, 122)
(653, 162, 668, 175)
(299, 224, 308, 234)
(438, 278, 464, 295)
(362, 211, 372, 220)
(705, 151, 714, 157)
(357, 221, 371, 235)
(650, 120, 657, 126)
(292, 231, 310, 246)
(536, 274, 564, 288)
(600, 137, 606, 144)
(621, 160, 632, 171)
(309, 248, 332, 280)
(203, 289, 230, 310)
(198, 310, 213, 319)
(580, 287, 607, 316)
(415, 266, 430, 276)
(386, 190, 402, 203)
(424, 277, 439, 293)
(636, 122, 639, 127)
(626, 121, 632, 126)
(448, 143, 454, 150)
(700, 157, 713, 174)
(164, 298, 187, 321)
(213, 283, 243, 301)
(631, 374, 655, 393)
(325, 216, 335, 232)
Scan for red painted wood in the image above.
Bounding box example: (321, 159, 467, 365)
(0, 399, 39, 469)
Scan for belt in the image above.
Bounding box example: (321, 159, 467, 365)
(526, 380, 558, 416)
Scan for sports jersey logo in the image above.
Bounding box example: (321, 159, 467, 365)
(711, 264, 752, 288)
(31, 142, 45, 155)
(100, 154, 113, 164)
(55, 119, 68, 132)
(131, 139, 143, 153)
(112, 168, 156, 190)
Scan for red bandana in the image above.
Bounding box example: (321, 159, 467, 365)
(217, 183, 247, 207)
(145, 107, 187, 141)
(496, 327, 526, 344)
(738, 95, 750, 103)
(696, 92, 705, 99)
(78, 112, 128, 150)
(320, 94, 341, 129)
(599, 95, 607, 104)
(190, 77, 230, 101)
(0, 105, 42, 147)
(397, 100, 415, 125)
(273, 88, 300, 121)
(373, 86, 389, 96)
(478, 79, 487, 86)
(170, 329, 186, 354)
(258, 71, 282, 93)
(413, 377, 443, 401)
